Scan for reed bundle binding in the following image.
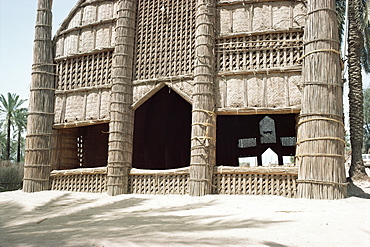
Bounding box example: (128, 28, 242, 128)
(296, 0, 347, 199)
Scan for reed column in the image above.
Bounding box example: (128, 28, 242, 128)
(296, 0, 347, 199)
(107, 0, 136, 196)
(189, 0, 217, 196)
(23, 0, 55, 192)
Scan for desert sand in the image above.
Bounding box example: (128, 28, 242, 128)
(0, 180, 369, 247)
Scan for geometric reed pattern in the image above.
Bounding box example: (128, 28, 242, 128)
(217, 31, 303, 72)
(51, 172, 298, 197)
(51, 174, 107, 193)
(56, 50, 113, 90)
(134, 0, 196, 80)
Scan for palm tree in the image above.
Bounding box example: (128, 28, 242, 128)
(0, 93, 27, 160)
(347, 0, 370, 180)
(0, 124, 6, 160)
(13, 108, 27, 162)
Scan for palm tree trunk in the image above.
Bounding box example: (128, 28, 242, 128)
(17, 131, 21, 163)
(23, 0, 55, 192)
(296, 0, 347, 199)
(6, 117, 11, 160)
(107, 0, 136, 196)
(348, 0, 368, 180)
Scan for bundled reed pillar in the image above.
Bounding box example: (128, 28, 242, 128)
(296, 0, 347, 199)
(23, 0, 55, 192)
(107, 0, 136, 196)
(189, 0, 217, 196)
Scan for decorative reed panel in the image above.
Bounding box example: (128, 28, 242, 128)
(128, 175, 189, 195)
(51, 174, 107, 193)
(56, 50, 113, 90)
(216, 31, 303, 72)
(213, 173, 297, 197)
(134, 0, 196, 80)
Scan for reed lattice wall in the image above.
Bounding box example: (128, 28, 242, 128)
(51, 174, 107, 193)
(128, 175, 189, 195)
(56, 50, 113, 91)
(217, 31, 303, 72)
(213, 173, 297, 197)
(49, 166, 297, 197)
(134, 0, 196, 80)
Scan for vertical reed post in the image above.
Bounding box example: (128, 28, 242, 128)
(23, 0, 55, 192)
(296, 0, 347, 199)
(107, 0, 136, 196)
(189, 0, 217, 196)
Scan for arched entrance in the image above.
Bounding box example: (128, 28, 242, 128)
(133, 86, 192, 169)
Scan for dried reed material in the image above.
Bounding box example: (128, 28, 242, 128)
(214, 166, 298, 175)
(217, 66, 302, 76)
(50, 167, 107, 176)
(53, 128, 78, 170)
(107, 0, 136, 196)
(134, 0, 196, 81)
(296, 0, 347, 199)
(217, 0, 293, 6)
(130, 167, 190, 176)
(53, 119, 109, 129)
(189, 0, 217, 196)
(213, 173, 297, 197)
(215, 106, 300, 115)
(23, 0, 55, 193)
(51, 173, 107, 193)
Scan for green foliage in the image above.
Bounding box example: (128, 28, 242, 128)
(336, 0, 347, 42)
(0, 161, 24, 192)
(0, 93, 27, 161)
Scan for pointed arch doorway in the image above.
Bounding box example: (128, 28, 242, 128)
(132, 86, 192, 169)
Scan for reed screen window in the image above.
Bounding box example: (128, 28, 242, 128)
(217, 114, 296, 166)
(216, 32, 303, 72)
(135, 0, 196, 80)
(56, 50, 113, 90)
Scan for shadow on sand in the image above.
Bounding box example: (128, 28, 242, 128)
(0, 192, 291, 247)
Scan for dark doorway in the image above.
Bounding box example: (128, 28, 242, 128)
(133, 86, 192, 169)
(216, 114, 297, 166)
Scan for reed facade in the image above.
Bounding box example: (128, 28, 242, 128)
(24, 0, 347, 199)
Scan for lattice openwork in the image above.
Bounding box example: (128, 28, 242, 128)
(128, 174, 189, 195)
(213, 173, 297, 197)
(56, 50, 113, 90)
(51, 174, 107, 193)
(134, 0, 196, 80)
(217, 32, 303, 72)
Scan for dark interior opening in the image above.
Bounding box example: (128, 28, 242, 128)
(133, 86, 191, 169)
(216, 114, 297, 166)
(56, 123, 109, 169)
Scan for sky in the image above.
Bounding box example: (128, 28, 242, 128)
(0, 0, 369, 129)
(0, 0, 77, 103)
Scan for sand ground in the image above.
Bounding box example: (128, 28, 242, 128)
(0, 180, 369, 247)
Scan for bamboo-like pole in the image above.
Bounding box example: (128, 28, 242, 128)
(23, 0, 55, 193)
(296, 0, 347, 199)
(107, 0, 136, 196)
(189, 0, 217, 196)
